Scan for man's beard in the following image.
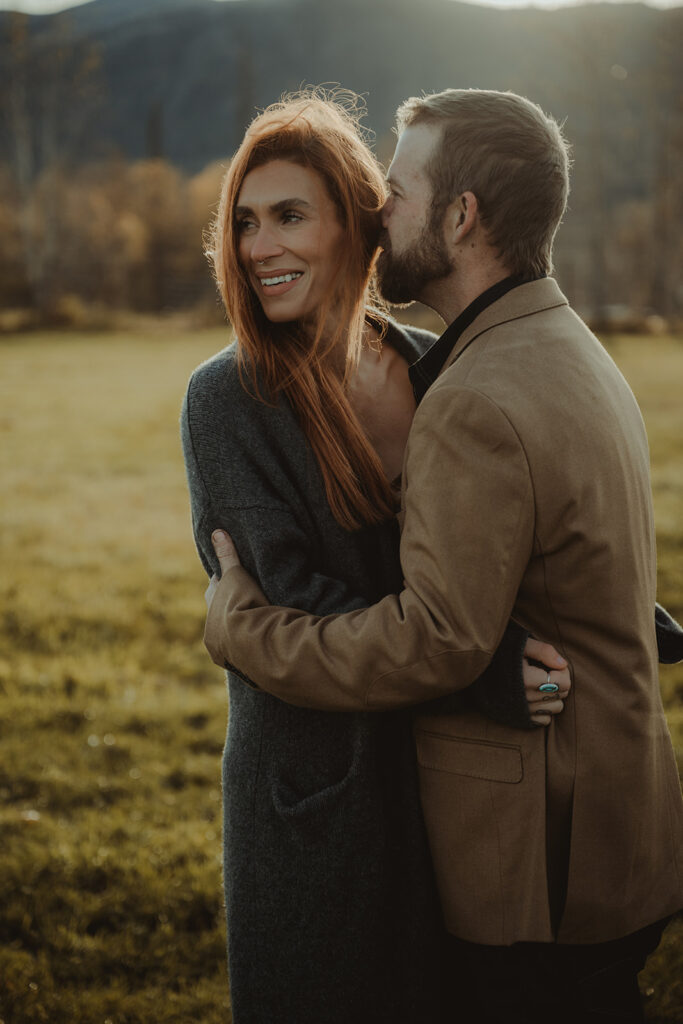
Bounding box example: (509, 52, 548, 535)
(376, 219, 453, 305)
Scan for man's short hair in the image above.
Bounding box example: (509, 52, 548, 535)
(396, 89, 571, 280)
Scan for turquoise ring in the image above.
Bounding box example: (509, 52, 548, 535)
(539, 681, 560, 694)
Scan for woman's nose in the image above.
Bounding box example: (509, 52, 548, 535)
(250, 225, 284, 264)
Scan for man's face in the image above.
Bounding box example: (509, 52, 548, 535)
(377, 123, 453, 305)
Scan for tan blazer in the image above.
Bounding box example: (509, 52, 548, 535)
(205, 278, 683, 945)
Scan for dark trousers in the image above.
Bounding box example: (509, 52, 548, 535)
(445, 918, 669, 1024)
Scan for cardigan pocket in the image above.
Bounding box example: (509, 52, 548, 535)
(271, 726, 366, 820)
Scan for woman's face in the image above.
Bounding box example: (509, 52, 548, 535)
(235, 159, 346, 326)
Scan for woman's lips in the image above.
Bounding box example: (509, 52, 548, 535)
(257, 271, 304, 296)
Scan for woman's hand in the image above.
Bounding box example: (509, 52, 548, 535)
(523, 637, 571, 726)
(205, 530, 242, 609)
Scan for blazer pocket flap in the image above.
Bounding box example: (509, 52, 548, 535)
(416, 731, 523, 783)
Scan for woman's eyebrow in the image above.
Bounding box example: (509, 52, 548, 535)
(270, 197, 314, 213)
(235, 197, 314, 217)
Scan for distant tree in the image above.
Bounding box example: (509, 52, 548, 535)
(234, 30, 256, 140)
(145, 101, 165, 161)
(124, 160, 195, 311)
(0, 11, 102, 313)
(647, 18, 683, 319)
(187, 159, 227, 295)
(54, 159, 141, 309)
(607, 200, 654, 313)
(0, 165, 27, 308)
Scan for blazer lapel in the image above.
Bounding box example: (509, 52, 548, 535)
(440, 278, 569, 375)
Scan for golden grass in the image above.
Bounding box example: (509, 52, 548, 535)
(0, 328, 233, 1024)
(603, 336, 683, 762)
(0, 328, 681, 1022)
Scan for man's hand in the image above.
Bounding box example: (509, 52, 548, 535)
(204, 530, 242, 609)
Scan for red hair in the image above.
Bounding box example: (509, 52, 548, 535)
(210, 90, 395, 530)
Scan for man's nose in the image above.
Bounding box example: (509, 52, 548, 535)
(380, 196, 393, 227)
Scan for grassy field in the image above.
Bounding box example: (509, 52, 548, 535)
(0, 327, 682, 1023)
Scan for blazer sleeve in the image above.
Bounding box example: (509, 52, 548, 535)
(204, 383, 537, 710)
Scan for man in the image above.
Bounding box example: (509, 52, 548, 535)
(203, 90, 683, 1022)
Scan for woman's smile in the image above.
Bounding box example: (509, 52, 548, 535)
(256, 269, 305, 296)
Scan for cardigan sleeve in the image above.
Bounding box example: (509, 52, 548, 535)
(181, 366, 368, 618)
(655, 603, 683, 663)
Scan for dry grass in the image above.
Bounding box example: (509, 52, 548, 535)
(0, 328, 681, 1023)
(0, 328, 232, 1024)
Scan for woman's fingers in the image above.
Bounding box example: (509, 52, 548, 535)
(524, 636, 568, 669)
(529, 695, 566, 726)
(530, 710, 553, 726)
(522, 636, 571, 725)
(523, 654, 572, 725)
(524, 662, 571, 699)
(527, 698, 565, 717)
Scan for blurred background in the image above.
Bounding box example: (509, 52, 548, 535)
(0, 0, 681, 330)
(0, 2, 681, 1022)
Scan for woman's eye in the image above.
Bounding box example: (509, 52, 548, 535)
(236, 219, 256, 233)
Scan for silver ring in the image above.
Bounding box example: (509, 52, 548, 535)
(539, 671, 560, 695)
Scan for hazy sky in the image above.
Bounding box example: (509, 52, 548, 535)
(0, 0, 680, 13)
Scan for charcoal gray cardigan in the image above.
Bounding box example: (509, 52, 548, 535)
(180, 320, 683, 1024)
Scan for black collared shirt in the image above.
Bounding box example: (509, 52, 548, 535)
(409, 275, 527, 404)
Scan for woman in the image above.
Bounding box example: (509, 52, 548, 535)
(180, 91, 571, 1023)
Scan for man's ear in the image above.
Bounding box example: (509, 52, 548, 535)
(446, 191, 479, 246)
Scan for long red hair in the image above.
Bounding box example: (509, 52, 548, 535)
(210, 90, 395, 530)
